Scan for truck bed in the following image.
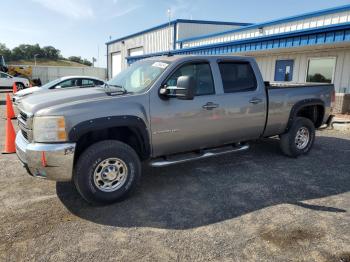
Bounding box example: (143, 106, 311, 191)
(267, 81, 332, 89)
(263, 82, 334, 137)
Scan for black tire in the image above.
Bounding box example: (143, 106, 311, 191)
(73, 140, 141, 204)
(16, 83, 25, 90)
(279, 117, 315, 157)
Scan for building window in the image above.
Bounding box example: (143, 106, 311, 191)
(306, 57, 336, 83)
(128, 47, 144, 57)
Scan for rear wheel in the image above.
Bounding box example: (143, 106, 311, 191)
(73, 140, 141, 204)
(280, 117, 315, 157)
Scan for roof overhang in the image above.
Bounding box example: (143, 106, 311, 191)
(126, 23, 350, 64)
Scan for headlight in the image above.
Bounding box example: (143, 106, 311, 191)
(33, 116, 67, 142)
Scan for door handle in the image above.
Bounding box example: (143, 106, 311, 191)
(249, 98, 263, 104)
(202, 102, 219, 110)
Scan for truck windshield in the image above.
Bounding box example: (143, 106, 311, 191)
(107, 60, 169, 94)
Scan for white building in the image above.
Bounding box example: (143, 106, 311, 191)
(106, 19, 252, 78)
(106, 5, 350, 112)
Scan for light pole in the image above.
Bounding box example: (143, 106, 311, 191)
(167, 8, 172, 52)
(34, 54, 39, 66)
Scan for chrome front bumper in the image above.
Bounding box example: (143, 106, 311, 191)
(15, 131, 76, 181)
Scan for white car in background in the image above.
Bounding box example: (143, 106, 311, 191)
(13, 75, 105, 105)
(0, 71, 30, 90)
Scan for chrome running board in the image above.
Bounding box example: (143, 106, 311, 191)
(150, 143, 249, 167)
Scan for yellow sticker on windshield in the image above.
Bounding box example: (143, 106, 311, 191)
(152, 62, 168, 69)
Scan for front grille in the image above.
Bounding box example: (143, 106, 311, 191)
(18, 109, 33, 142)
(22, 130, 28, 140)
(20, 111, 28, 121)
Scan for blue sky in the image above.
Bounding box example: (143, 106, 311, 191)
(2, 0, 350, 67)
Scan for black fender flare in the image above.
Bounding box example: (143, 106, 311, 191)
(285, 98, 325, 132)
(68, 115, 151, 158)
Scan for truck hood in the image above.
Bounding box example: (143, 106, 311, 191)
(19, 87, 109, 114)
(15, 86, 42, 97)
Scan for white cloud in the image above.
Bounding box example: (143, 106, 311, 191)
(108, 0, 143, 18)
(109, 4, 142, 18)
(31, 0, 94, 20)
(169, 0, 198, 18)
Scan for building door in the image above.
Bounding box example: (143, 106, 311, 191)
(274, 60, 294, 81)
(111, 52, 122, 77)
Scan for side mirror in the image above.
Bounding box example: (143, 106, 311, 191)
(55, 85, 62, 89)
(160, 76, 195, 100)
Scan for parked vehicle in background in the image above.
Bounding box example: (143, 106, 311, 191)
(0, 71, 30, 90)
(15, 55, 334, 204)
(0, 55, 8, 72)
(13, 76, 105, 104)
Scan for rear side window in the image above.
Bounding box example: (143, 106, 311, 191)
(218, 62, 257, 93)
(81, 79, 95, 87)
(166, 62, 215, 96)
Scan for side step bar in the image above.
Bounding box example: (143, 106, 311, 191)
(150, 143, 249, 167)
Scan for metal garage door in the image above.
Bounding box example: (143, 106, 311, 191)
(129, 47, 144, 57)
(111, 52, 122, 77)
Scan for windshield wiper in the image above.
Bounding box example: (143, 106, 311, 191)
(104, 83, 128, 94)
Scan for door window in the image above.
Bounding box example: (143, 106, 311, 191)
(0, 72, 11, 78)
(165, 62, 215, 96)
(218, 62, 257, 93)
(56, 79, 79, 88)
(81, 79, 95, 87)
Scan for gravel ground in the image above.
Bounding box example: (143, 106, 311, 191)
(0, 90, 349, 262)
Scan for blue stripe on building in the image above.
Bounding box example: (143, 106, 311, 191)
(126, 23, 350, 64)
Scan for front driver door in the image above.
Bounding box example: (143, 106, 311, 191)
(150, 61, 223, 157)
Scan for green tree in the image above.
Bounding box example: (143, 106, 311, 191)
(82, 59, 92, 66)
(68, 56, 83, 63)
(0, 43, 12, 61)
(42, 46, 60, 60)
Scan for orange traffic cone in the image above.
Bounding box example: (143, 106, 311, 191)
(12, 82, 18, 94)
(2, 118, 16, 154)
(5, 93, 16, 119)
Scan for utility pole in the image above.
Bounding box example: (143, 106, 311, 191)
(34, 54, 39, 66)
(97, 45, 100, 68)
(167, 8, 172, 52)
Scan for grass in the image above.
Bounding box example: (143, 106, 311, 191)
(7, 59, 89, 67)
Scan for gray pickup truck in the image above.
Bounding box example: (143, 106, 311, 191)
(15, 55, 334, 204)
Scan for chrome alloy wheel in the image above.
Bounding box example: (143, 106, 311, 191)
(295, 127, 310, 150)
(93, 158, 128, 192)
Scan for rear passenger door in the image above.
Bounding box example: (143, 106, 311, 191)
(215, 61, 267, 143)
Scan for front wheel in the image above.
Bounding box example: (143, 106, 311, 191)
(279, 117, 315, 157)
(16, 83, 25, 90)
(73, 140, 141, 204)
